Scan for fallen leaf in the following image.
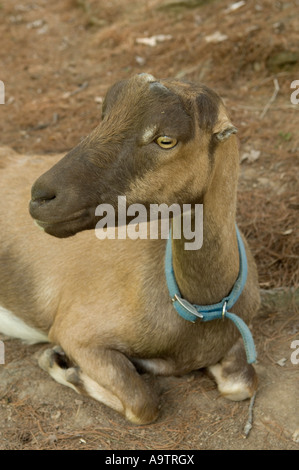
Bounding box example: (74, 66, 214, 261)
(205, 32, 228, 43)
(241, 149, 261, 163)
(276, 358, 287, 367)
(225, 1, 246, 13)
(136, 35, 172, 47)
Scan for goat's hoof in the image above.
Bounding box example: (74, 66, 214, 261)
(38, 345, 73, 372)
(208, 340, 258, 401)
(209, 362, 258, 401)
(38, 347, 56, 370)
(52, 345, 65, 355)
(125, 406, 160, 425)
(65, 367, 81, 385)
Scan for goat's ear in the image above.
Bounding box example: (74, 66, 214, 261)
(213, 116, 237, 142)
(195, 89, 237, 140)
(102, 79, 128, 119)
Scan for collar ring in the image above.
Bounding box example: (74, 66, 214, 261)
(222, 301, 227, 321)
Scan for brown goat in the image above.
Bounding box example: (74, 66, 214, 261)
(0, 74, 260, 424)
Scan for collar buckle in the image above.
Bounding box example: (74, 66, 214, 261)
(172, 294, 204, 320)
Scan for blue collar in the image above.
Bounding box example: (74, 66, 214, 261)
(165, 225, 256, 364)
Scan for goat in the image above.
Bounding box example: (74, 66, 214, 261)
(0, 74, 260, 424)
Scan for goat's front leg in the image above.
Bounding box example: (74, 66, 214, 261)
(207, 339, 258, 401)
(38, 345, 160, 424)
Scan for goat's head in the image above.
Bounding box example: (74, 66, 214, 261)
(29, 73, 237, 237)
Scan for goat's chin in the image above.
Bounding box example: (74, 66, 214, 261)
(33, 210, 97, 238)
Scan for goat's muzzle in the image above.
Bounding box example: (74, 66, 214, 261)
(29, 192, 97, 238)
(29, 147, 101, 237)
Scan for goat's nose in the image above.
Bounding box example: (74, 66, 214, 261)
(30, 181, 56, 209)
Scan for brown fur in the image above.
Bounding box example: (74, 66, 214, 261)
(0, 75, 260, 423)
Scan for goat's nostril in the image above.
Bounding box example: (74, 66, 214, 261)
(29, 187, 56, 221)
(31, 185, 57, 206)
(31, 195, 56, 204)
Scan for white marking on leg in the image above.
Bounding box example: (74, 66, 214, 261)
(208, 364, 252, 401)
(81, 373, 124, 414)
(0, 306, 49, 344)
(132, 357, 175, 375)
(38, 347, 125, 415)
(44, 361, 80, 394)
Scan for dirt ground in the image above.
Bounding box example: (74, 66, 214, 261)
(0, 0, 298, 450)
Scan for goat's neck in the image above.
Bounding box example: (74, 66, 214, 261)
(171, 143, 240, 306)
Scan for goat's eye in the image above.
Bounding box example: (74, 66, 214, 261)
(156, 136, 177, 149)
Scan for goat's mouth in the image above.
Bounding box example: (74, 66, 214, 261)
(31, 207, 97, 238)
